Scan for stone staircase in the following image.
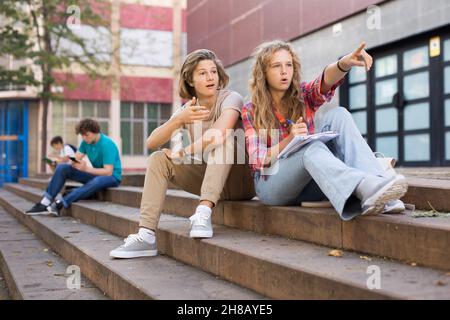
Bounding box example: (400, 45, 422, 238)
(0, 174, 449, 299)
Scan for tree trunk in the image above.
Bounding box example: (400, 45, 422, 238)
(40, 1, 52, 173)
(40, 96, 49, 172)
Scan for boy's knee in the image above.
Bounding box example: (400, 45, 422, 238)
(55, 163, 71, 174)
(148, 151, 168, 166)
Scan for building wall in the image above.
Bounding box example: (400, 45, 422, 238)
(48, 0, 187, 171)
(187, 0, 450, 167)
(190, 0, 450, 116)
(1, 0, 187, 174)
(187, 0, 387, 66)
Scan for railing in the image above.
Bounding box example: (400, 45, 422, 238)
(0, 83, 27, 91)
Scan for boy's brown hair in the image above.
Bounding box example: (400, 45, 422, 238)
(178, 49, 229, 99)
(75, 118, 101, 135)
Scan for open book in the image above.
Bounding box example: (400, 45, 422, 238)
(277, 131, 340, 159)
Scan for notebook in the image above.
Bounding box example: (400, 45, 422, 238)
(277, 131, 340, 159)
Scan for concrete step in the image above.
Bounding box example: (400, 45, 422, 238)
(36, 172, 144, 182)
(21, 174, 450, 213)
(401, 177, 450, 212)
(19, 178, 82, 190)
(4, 185, 450, 299)
(24, 174, 179, 189)
(0, 189, 264, 300)
(0, 266, 10, 300)
(9, 182, 450, 272)
(396, 167, 450, 180)
(26, 174, 450, 212)
(35, 173, 146, 185)
(0, 207, 107, 300)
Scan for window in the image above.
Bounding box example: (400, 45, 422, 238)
(403, 46, 429, 71)
(51, 100, 110, 147)
(375, 54, 397, 78)
(120, 102, 171, 155)
(0, 55, 27, 91)
(341, 34, 445, 166)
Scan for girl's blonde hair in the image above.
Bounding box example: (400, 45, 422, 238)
(249, 40, 305, 131)
(179, 49, 229, 100)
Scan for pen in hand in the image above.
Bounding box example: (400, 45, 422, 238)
(289, 117, 309, 138)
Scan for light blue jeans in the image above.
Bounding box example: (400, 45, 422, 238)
(255, 107, 387, 221)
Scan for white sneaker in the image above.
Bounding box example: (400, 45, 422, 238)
(361, 175, 408, 216)
(109, 234, 157, 259)
(383, 199, 406, 214)
(189, 207, 213, 238)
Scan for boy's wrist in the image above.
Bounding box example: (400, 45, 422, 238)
(173, 114, 184, 127)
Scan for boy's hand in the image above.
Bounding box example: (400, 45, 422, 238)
(72, 160, 87, 172)
(162, 148, 185, 160)
(175, 97, 210, 125)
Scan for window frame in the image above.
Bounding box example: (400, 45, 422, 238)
(120, 101, 171, 156)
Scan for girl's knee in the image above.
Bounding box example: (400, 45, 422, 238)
(325, 106, 351, 120)
(256, 186, 289, 206)
(303, 140, 327, 154)
(259, 195, 289, 206)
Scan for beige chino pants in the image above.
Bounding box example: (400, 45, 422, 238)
(139, 142, 255, 230)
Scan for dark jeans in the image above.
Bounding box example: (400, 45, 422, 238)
(43, 164, 120, 208)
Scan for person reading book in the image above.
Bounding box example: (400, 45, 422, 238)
(26, 119, 122, 216)
(242, 40, 407, 220)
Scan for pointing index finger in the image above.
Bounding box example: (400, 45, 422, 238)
(355, 42, 366, 54)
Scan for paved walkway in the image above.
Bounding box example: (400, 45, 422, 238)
(0, 270, 10, 300)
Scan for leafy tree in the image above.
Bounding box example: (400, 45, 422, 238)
(0, 0, 111, 171)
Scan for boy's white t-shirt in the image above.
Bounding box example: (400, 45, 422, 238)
(60, 145, 76, 158)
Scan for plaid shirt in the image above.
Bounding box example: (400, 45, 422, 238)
(242, 71, 343, 173)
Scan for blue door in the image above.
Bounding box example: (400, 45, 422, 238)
(0, 100, 28, 187)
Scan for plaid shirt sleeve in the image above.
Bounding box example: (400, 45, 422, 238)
(300, 69, 344, 112)
(242, 103, 268, 172)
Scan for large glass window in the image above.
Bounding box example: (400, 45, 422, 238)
(342, 37, 450, 165)
(120, 102, 171, 155)
(51, 100, 110, 147)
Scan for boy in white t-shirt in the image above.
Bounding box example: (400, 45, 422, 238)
(49, 136, 76, 166)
